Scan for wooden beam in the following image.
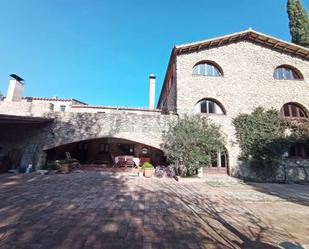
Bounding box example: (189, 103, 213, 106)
(273, 42, 280, 48)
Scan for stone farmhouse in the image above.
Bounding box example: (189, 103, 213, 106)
(0, 29, 309, 181)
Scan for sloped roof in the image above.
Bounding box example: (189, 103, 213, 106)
(175, 29, 309, 58)
(157, 29, 309, 108)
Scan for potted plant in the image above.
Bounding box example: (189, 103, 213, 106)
(59, 160, 72, 174)
(142, 162, 154, 178)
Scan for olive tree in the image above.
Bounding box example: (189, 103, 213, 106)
(162, 115, 225, 176)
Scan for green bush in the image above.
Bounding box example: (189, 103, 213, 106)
(162, 115, 225, 176)
(42, 161, 60, 170)
(233, 107, 289, 178)
(142, 162, 154, 169)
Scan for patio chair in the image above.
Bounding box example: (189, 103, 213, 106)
(125, 156, 135, 167)
(65, 152, 80, 169)
(113, 156, 126, 168)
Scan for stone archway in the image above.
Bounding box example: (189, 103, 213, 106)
(45, 136, 165, 167)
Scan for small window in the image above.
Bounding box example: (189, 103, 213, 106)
(288, 143, 309, 159)
(274, 65, 302, 80)
(49, 103, 54, 111)
(78, 142, 89, 150)
(194, 99, 225, 114)
(281, 103, 308, 119)
(100, 144, 109, 153)
(60, 105, 66, 112)
(192, 61, 223, 76)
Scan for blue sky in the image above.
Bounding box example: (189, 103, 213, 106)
(0, 0, 308, 107)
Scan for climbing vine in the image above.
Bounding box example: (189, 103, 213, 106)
(233, 107, 290, 177)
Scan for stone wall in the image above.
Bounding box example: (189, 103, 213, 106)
(0, 123, 50, 169)
(277, 159, 309, 183)
(238, 158, 309, 183)
(175, 40, 309, 176)
(0, 101, 50, 117)
(44, 111, 176, 150)
(0, 101, 177, 169)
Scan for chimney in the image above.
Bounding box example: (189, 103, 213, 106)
(149, 74, 156, 109)
(6, 74, 24, 102)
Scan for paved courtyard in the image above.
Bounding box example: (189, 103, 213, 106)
(0, 172, 309, 249)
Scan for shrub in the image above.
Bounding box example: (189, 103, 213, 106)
(154, 166, 164, 178)
(162, 115, 225, 176)
(288, 119, 309, 146)
(142, 162, 154, 169)
(233, 107, 289, 178)
(154, 165, 176, 178)
(42, 161, 60, 170)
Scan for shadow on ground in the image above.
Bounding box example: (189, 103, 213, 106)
(248, 182, 309, 207)
(0, 172, 308, 248)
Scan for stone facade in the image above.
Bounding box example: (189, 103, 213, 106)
(44, 111, 175, 151)
(1, 29, 309, 182)
(0, 101, 176, 169)
(174, 40, 309, 177)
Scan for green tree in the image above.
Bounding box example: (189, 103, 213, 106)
(233, 107, 289, 178)
(287, 0, 309, 47)
(162, 115, 225, 176)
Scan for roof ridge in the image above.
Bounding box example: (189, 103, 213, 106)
(175, 29, 309, 54)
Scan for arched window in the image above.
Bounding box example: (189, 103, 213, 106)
(281, 103, 308, 119)
(274, 65, 303, 80)
(194, 98, 225, 114)
(192, 61, 223, 76)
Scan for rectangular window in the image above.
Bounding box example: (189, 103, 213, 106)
(221, 154, 226, 167)
(291, 105, 297, 117)
(285, 69, 292, 80)
(201, 101, 207, 113)
(289, 146, 296, 157)
(207, 64, 213, 76)
(283, 105, 290, 117)
(100, 144, 109, 152)
(211, 153, 218, 167)
(208, 101, 215, 113)
(199, 64, 206, 75)
(78, 142, 89, 150)
(60, 105, 66, 112)
(278, 68, 284, 79)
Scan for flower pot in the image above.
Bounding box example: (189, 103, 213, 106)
(60, 164, 71, 174)
(144, 168, 153, 178)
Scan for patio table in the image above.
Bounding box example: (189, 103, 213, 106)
(114, 156, 140, 167)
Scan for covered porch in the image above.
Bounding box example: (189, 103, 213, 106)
(45, 137, 166, 170)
